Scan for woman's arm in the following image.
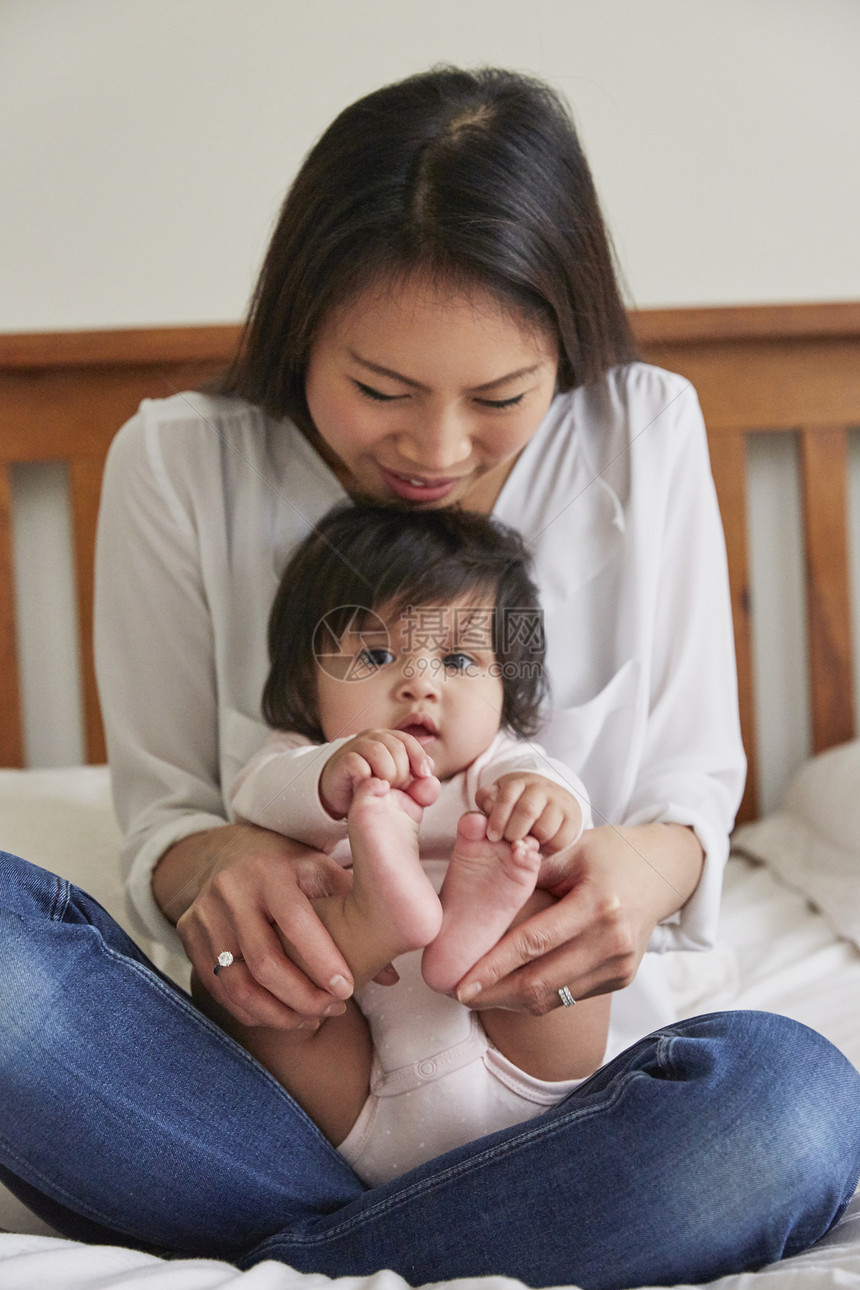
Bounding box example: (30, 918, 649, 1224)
(95, 402, 354, 1026)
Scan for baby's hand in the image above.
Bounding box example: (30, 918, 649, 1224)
(475, 773, 583, 854)
(320, 730, 438, 819)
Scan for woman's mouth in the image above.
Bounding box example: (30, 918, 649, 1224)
(379, 468, 465, 503)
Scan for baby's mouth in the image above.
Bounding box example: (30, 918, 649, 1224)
(397, 715, 438, 744)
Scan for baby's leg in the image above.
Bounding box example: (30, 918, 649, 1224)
(316, 776, 443, 985)
(193, 777, 443, 1146)
(421, 812, 541, 995)
(421, 821, 609, 1080)
(478, 889, 612, 1083)
(192, 969, 372, 1148)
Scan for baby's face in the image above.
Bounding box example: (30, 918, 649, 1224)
(315, 599, 504, 780)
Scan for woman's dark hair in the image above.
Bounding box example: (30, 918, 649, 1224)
(221, 66, 636, 427)
(263, 503, 548, 742)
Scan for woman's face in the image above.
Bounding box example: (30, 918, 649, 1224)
(304, 275, 559, 511)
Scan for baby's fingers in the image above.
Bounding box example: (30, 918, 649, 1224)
(538, 809, 585, 855)
(357, 742, 403, 785)
(339, 750, 375, 787)
(393, 731, 436, 780)
(349, 736, 411, 787)
(359, 732, 433, 786)
(486, 781, 543, 842)
(474, 783, 498, 818)
(526, 801, 566, 848)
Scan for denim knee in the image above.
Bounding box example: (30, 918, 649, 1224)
(241, 1010, 860, 1289)
(0, 850, 149, 1088)
(0, 890, 80, 1080)
(678, 1010, 860, 1259)
(751, 1013, 860, 1245)
(714, 1010, 860, 1151)
(0, 849, 68, 923)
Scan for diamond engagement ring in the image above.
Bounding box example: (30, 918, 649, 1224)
(557, 985, 576, 1007)
(214, 951, 239, 976)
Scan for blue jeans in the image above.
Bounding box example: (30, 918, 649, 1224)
(2, 850, 859, 1289)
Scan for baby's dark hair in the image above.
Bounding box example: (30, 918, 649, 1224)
(263, 504, 548, 742)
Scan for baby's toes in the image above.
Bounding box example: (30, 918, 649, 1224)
(456, 811, 491, 845)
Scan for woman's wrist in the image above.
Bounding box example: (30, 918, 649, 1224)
(604, 821, 704, 922)
(151, 822, 298, 925)
(539, 820, 704, 918)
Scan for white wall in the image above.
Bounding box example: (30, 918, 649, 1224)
(2, 0, 859, 329)
(4, 0, 860, 811)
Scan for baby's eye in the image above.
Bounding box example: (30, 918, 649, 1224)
(358, 647, 396, 668)
(442, 652, 476, 674)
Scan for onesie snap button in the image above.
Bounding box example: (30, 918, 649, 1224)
(417, 1059, 438, 1079)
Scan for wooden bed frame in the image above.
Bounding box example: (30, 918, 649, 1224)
(2, 302, 859, 822)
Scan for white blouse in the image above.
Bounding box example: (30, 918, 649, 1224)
(94, 363, 745, 1059)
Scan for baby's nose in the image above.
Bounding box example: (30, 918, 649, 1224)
(397, 660, 441, 698)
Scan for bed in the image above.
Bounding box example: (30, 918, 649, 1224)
(1, 303, 860, 1287)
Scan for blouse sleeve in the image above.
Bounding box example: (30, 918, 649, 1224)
(624, 377, 746, 952)
(94, 407, 227, 952)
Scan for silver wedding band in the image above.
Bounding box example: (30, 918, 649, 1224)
(558, 985, 576, 1008)
(213, 951, 242, 976)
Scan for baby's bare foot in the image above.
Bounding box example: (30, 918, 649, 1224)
(421, 813, 540, 995)
(346, 777, 443, 960)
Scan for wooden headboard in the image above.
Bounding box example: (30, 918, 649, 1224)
(2, 302, 859, 823)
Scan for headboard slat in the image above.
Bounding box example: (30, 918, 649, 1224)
(708, 431, 757, 823)
(69, 457, 107, 764)
(0, 463, 25, 767)
(800, 424, 856, 753)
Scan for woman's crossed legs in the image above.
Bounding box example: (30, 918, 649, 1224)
(2, 849, 859, 1288)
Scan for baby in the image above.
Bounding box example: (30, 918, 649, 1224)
(198, 504, 610, 1185)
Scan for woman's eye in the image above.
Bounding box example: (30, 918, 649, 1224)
(475, 393, 526, 410)
(443, 652, 476, 674)
(354, 381, 402, 403)
(357, 647, 395, 668)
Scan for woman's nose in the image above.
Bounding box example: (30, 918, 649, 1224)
(396, 409, 471, 472)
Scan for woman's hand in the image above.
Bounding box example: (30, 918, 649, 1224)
(153, 823, 357, 1030)
(454, 822, 704, 1014)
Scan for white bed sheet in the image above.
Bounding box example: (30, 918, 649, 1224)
(0, 1195, 858, 1290)
(2, 756, 859, 1289)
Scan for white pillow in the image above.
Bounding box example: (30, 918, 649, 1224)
(0, 765, 126, 923)
(731, 739, 860, 951)
(0, 764, 188, 978)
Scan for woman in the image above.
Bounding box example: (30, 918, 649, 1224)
(2, 66, 858, 1288)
